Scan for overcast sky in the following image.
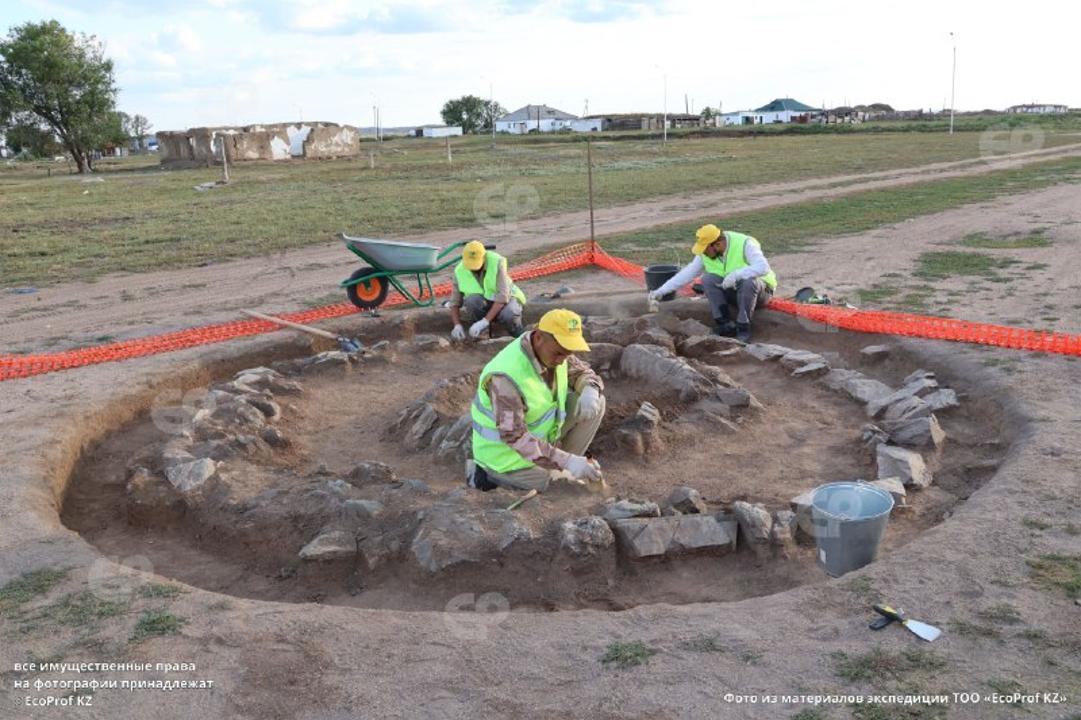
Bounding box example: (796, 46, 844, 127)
(3, 0, 1078, 132)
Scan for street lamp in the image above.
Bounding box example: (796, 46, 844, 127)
(949, 32, 956, 135)
(481, 75, 496, 144)
(654, 65, 668, 144)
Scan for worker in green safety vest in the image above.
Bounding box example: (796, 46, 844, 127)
(450, 240, 527, 341)
(467, 308, 606, 493)
(648, 223, 777, 342)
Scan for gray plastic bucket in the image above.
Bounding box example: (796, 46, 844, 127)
(810, 482, 894, 577)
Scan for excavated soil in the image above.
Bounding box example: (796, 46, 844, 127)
(61, 311, 1008, 612)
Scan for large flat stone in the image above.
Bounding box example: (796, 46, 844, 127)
(620, 344, 714, 401)
(821, 369, 893, 405)
(866, 378, 939, 418)
(744, 343, 792, 361)
(884, 414, 946, 449)
(299, 530, 357, 561)
(610, 514, 737, 558)
(877, 444, 933, 488)
(165, 458, 218, 493)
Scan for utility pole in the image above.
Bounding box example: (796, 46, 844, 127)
(949, 32, 957, 135)
(663, 73, 668, 144)
(489, 80, 495, 145)
(586, 138, 595, 249)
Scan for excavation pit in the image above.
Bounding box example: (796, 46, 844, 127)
(61, 304, 1009, 612)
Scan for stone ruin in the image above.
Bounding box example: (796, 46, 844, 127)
(155, 121, 363, 167)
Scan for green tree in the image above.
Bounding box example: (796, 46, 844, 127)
(0, 20, 119, 172)
(130, 113, 152, 150)
(441, 95, 506, 134)
(4, 117, 61, 157)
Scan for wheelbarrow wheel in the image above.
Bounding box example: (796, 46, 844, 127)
(346, 267, 389, 309)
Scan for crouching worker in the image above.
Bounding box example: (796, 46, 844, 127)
(648, 223, 777, 343)
(467, 309, 606, 492)
(450, 241, 527, 341)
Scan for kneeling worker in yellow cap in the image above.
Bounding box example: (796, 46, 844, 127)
(648, 224, 777, 343)
(467, 309, 606, 492)
(450, 241, 527, 341)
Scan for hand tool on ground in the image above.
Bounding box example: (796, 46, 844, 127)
(539, 287, 658, 313)
(241, 310, 364, 353)
(869, 604, 942, 642)
(506, 489, 538, 511)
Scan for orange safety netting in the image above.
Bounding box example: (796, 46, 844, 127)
(2, 240, 1079, 382)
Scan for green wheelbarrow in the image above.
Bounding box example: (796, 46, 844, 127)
(339, 233, 492, 310)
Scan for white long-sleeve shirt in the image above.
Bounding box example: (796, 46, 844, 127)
(654, 234, 771, 296)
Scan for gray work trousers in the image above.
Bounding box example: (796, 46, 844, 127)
(702, 273, 773, 325)
(485, 390, 607, 492)
(461, 294, 523, 331)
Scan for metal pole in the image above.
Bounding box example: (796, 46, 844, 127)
(490, 81, 495, 145)
(663, 73, 668, 144)
(219, 135, 229, 183)
(586, 137, 595, 251)
(446, 135, 452, 164)
(949, 32, 956, 135)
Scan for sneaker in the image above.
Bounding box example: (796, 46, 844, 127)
(735, 322, 752, 343)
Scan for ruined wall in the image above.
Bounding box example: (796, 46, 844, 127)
(302, 125, 361, 159)
(157, 122, 362, 166)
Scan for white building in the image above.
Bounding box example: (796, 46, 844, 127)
(752, 98, 819, 124)
(569, 118, 602, 132)
(1006, 103, 1068, 114)
(495, 105, 578, 134)
(419, 125, 463, 138)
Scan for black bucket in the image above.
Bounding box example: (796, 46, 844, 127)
(644, 264, 679, 301)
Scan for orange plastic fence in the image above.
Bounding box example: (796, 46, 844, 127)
(2, 240, 1079, 382)
(0, 243, 593, 382)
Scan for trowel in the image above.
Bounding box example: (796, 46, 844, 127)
(869, 604, 942, 642)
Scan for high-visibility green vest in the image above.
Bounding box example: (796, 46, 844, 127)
(454, 251, 527, 305)
(701, 231, 777, 290)
(471, 336, 568, 474)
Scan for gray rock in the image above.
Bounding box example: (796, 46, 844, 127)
(634, 327, 676, 352)
(667, 486, 707, 514)
(404, 404, 440, 449)
(413, 334, 451, 351)
(822, 370, 894, 405)
(866, 378, 939, 418)
(343, 499, 385, 519)
(732, 501, 773, 552)
(400, 478, 433, 494)
(588, 321, 638, 346)
(189, 439, 239, 460)
(882, 395, 932, 425)
(792, 362, 830, 378)
(884, 414, 946, 449)
(126, 467, 186, 526)
(348, 461, 397, 486)
(610, 514, 737, 558)
(860, 424, 890, 453)
(744, 343, 791, 361)
(243, 396, 282, 422)
(865, 477, 907, 506)
(410, 503, 533, 573)
(299, 530, 357, 561)
(601, 498, 661, 522)
(435, 414, 473, 463)
(161, 442, 196, 468)
(620, 344, 714, 402)
(559, 517, 615, 556)
(675, 318, 714, 338)
(924, 389, 959, 412)
(790, 490, 816, 542)
(770, 510, 798, 554)
(780, 349, 828, 371)
(165, 458, 218, 493)
(678, 335, 744, 359)
(690, 362, 739, 389)
(209, 398, 267, 431)
(902, 369, 935, 386)
(877, 445, 933, 488)
(715, 387, 753, 408)
(301, 350, 353, 373)
(260, 426, 290, 448)
(860, 345, 891, 361)
(580, 342, 623, 370)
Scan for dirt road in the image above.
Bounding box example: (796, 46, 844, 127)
(4, 142, 1081, 354)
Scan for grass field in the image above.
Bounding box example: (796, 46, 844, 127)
(3, 129, 1080, 286)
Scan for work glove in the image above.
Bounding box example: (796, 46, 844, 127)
(563, 454, 602, 483)
(468, 318, 490, 338)
(577, 385, 602, 420)
(647, 289, 662, 302)
(721, 274, 739, 290)
(451, 323, 466, 342)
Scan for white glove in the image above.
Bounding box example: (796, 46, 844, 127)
(451, 324, 466, 341)
(647, 289, 662, 301)
(563, 454, 602, 482)
(721, 274, 739, 290)
(468, 318, 490, 338)
(577, 385, 602, 420)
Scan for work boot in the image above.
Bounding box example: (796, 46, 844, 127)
(508, 321, 525, 338)
(735, 322, 752, 343)
(714, 319, 737, 337)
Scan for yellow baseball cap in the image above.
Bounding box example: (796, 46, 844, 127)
(692, 224, 722, 255)
(537, 309, 590, 352)
(462, 240, 486, 271)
